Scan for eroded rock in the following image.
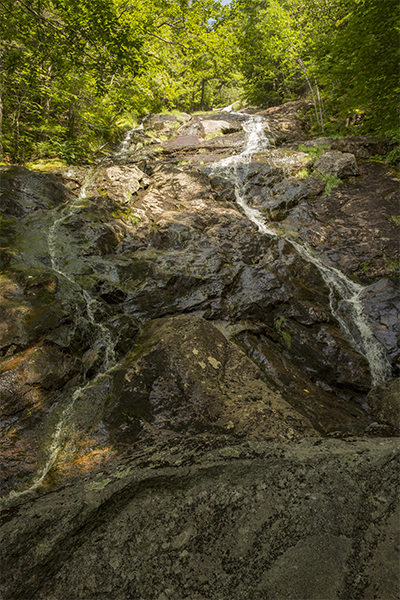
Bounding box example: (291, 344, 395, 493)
(314, 150, 360, 178)
(1, 437, 398, 600)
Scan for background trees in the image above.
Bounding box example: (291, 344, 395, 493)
(235, 0, 399, 137)
(1, 0, 398, 164)
(0, 0, 240, 162)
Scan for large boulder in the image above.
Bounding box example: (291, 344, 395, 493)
(331, 136, 390, 159)
(314, 151, 360, 178)
(200, 119, 241, 137)
(257, 100, 313, 142)
(1, 437, 398, 600)
(104, 314, 319, 447)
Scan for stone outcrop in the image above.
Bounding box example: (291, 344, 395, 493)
(314, 150, 360, 178)
(367, 378, 400, 432)
(257, 99, 313, 142)
(1, 104, 399, 600)
(104, 314, 319, 448)
(274, 160, 400, 287)
(331, 135, 390, 159)
(1, 116, 399, 501)
(0, 166, 74, 216)
(0, 437, 398, 600)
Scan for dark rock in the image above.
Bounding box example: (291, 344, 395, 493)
(209, 176, 237, 203)
(367, 378, 400, 431)
(275, 161, 399, 285)
(0, 167, 74, 217)
(360, 278, 400, 368)
(104, 314, 319, 447)
(331, 136, 390, 159)
(259, 177, 325, 221)
(1, 437, 398, 600)
(163, 135, 201, 150)
(202, 132, 246, 151)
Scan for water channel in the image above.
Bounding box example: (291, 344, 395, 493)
(1, 114, 393, 507)
(209, 115, 392, 386)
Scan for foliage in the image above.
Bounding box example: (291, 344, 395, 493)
(310, 0, 399, 135)
(312, 173, 343, 195)
(298, 144, 331, 159)
(235, 0, 399, 137)
(235, 0, 305, 107)
(389, 215, 400, 227)
(0, 0, 240, 163)
(1, 0, 398, 163)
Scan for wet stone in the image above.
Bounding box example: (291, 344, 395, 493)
(0, 108, 398, 516)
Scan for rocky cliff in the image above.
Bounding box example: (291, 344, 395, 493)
(1, 102, 399, 598)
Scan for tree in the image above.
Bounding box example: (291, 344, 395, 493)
(311, 0, 400, 134)
(235, 0, 305, 107)
(0, 0, 240, 162)
(235, 0, 399, 136)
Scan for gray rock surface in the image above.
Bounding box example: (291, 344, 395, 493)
(1, 437, 398, 600)
(331, 136, 390, 159)
(314, 150, 360, 178)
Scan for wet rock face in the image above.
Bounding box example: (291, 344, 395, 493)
(0, 166, 74, 217)
(0, 107, 399, 510)
(105, 314, 318, 447)
(274, 159, 399, 324)
(1, 437, 398, 600)
(360, 278, 400, 368)
(367, 378, 400, 431)
(1, 105, 399, 599)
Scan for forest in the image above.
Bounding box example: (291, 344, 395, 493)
(0, 0, 399, 165)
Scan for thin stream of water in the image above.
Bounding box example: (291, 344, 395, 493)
(210, 116, 392, 385)
(1, 167, 121, 507)
(1, 119, 391, 508)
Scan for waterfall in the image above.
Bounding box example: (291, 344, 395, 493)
(115, 123, 143, 157)
(209, 116, 392, 386)
(1, 173, 118, 508)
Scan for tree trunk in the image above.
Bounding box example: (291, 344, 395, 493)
(0, 48, 4, 160)
(0, 85, 3, 161)
(297, 58, 324, 133)
(200, 78, 206, 111)
(191, 80, 198, 113)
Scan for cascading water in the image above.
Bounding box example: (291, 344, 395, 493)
(209, 115, 392, 386)
(1, 171, 119, 508)
(1, 124, 146, 507)
(115, 123, 144, 157)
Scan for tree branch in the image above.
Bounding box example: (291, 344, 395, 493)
(144, 31, 188, 49)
